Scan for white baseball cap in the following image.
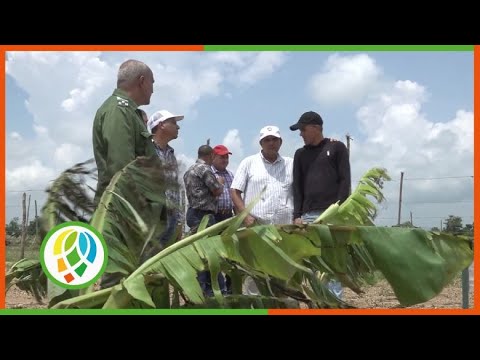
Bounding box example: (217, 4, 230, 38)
(147, 109, 184, 133)
(259, 125, 281, 141)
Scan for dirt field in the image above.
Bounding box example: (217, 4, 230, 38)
(6, 276, 474, 309)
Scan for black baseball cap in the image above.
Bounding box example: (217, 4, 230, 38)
(289, 111, 323, 131)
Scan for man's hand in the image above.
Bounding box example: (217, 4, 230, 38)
(294, 218, 304, 225)
(217, 176, 225, 185)
(244, 214, 256, 227)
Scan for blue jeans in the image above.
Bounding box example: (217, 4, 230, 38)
(186, 207, 227, 296)
(302, 210, 344, 299)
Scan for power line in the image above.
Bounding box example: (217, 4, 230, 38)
(377, 216, 473, 220)
(6, 189, 45, 192)
(403, 200, 473, 204)
(404, 176, 473, 181)
(386, 175, 473, 182)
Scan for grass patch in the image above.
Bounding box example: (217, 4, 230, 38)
(6, 243, 41, 267)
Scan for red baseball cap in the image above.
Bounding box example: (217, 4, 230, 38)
(213, 145, 232, 155)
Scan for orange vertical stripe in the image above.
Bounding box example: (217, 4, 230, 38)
(0, 48, 6, 309)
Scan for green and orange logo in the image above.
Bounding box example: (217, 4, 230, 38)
(40, 222, 108, 289)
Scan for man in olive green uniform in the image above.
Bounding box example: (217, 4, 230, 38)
(92, 59, 156, 205)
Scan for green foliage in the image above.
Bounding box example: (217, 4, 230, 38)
(6, 217, 22, 237)
(443, 215, 463, 235)
(40, 158, 97, 240)
(9, 159, 473, 309)
(49, 164, 472, 309)
(6, 259, 47, 303)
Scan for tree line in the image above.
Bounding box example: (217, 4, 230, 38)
(397, 215, 473, 236)
(5, 214, 473, 240)
(5, 217, 39, 238)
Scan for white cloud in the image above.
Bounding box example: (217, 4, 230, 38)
(10, 132, 22, 141)
(176, 153, 196, 179)
(309, 53, 382, 106)
(221, 129, 244, 173)
(6, 51, 288, 222)
(6, 160, 56, 191)
(236, 52, 287, 86)
(208, 51, 287, 87)
(223, 129, 243, 158)
(54, 143, 85, 168)
(349, 79, 473, 227)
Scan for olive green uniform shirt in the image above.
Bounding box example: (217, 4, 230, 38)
(92, 89, 156, 204)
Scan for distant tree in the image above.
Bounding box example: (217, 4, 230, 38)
(430, 226, 440, 232)
(443, 215, 463, 235)
(27, 218, 39, 236)
(463, 223, 473, 236)
(399, 221, 414, 228)
(6, 217, 22, 237)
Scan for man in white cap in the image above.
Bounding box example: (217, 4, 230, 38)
(146, 109, 184, 250)
(231, 125, 294, 226)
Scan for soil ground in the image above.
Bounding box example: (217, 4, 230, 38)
(6, 275, 474, 309)
(5, 242, 474, 309)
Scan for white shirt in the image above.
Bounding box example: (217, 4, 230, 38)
(231, 152, 293, 224)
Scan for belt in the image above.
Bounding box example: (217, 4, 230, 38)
(217, 209, 233, 215)
(190, 208, 214, 214)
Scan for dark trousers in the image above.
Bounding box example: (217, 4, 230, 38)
(186, 207, 227, 296)
(214, 211, 234, 294)
(159, 210, 178, 247)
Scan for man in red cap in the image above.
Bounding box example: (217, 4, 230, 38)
(211, 144, 235, 293)
(211, 145, 235, 221)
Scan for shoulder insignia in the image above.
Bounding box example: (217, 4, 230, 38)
(116, 96, 129, 107)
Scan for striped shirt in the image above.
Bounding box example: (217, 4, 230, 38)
(211, 166, 234, 211)
(152, 142, 181, 221)
(183, 159, 223, 212)
(231, 152, 294, 224)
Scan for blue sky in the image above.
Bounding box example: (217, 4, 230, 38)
(5, 51, 474, 229)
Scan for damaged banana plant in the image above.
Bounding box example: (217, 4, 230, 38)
(6, 158, 473, 309)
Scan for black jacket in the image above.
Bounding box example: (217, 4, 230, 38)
(292, 138, 351, 218)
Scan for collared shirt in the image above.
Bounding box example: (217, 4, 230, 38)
(183, 159, 223, 212)
(152, 142, 182, 222)
(211, 166, 234, 211)
(92, 88, 155, 204)
(231, 152, 294, 224)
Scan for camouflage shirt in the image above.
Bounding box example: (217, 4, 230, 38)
(183, 159, 222, 212)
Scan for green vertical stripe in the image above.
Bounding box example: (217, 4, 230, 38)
(204, 45, 473, 51)
(0, 309, 269, 315)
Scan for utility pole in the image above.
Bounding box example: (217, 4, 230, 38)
(346, 133, 353, 155)
(35, 200, 39, 243)
(440, 219, 442, 231)
(21, 193, 26, 259)
(397, 171, 404, 226)
(410, 211, 413, 227)
(346, 133, 353, 194)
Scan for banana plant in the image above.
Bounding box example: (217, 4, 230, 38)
(38, 158, 472, 309)
(6, 258, 47, 304)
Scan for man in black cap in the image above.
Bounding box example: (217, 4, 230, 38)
(290, 111, 351, 299)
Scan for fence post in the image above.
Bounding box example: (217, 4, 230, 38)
(461, 267, 469, 308)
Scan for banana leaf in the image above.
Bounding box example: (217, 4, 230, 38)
(6, 259, 47, 303)
(24, 158, 473, 309)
